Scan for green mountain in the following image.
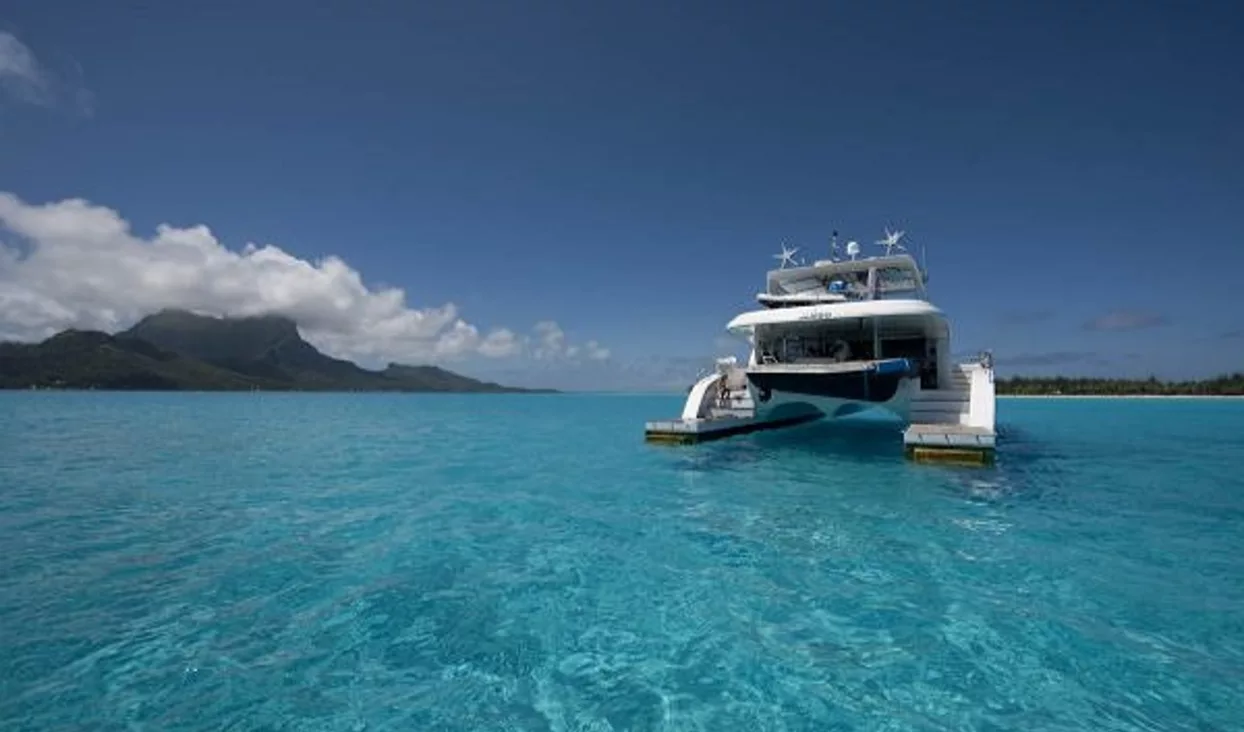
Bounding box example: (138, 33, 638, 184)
(0, 310, 550, 393)
(0, 330, 281, 390)
(122, 310, 388, 388)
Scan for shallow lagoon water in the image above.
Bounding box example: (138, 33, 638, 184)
(1, 393, 1242, 730)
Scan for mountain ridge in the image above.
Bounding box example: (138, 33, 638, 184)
(0, 310, 554, 393)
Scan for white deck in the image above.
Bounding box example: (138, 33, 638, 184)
(645, 412, 755, 435)
(644, 408, 820, 443)
(726, 298, 946, 335)
(903, 423, 996, 449)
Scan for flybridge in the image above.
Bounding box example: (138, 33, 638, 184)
(763, 227, 930, 303)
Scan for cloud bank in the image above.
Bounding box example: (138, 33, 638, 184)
(0, 32, 92, 114)
(0, 192, 608, 367)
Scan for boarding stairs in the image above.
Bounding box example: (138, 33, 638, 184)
(706, 368, 755, 418)
(909, 364, 974, 425)
(904, 357, 997, 463)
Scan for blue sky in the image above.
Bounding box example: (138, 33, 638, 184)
(1, 1, 1242, 388)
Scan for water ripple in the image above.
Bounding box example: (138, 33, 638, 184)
(1, 393, 1242, 730)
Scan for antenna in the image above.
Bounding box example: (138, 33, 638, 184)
(876, 227, 906, 255)
(845, 240, 860, 260)
(773, 243, 800, 269)
(830, 230, 840, 261)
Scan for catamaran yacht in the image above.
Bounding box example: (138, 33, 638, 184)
(648, 228, 996, 456)
(682, 229, 993, 429)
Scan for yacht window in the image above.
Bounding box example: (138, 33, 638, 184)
(874, 266, 922, 297)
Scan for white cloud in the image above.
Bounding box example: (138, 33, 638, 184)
(0, 32, 93, 114)
(478, 328, 522, 358)
(532, 320, 566, 359)
(527, 320, 610, 362)
(0, 32, 47, 104)
(0, 192, 607, 366)
(583, 340, 610, 360)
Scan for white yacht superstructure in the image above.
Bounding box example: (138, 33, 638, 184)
(727, 233, 947, 422)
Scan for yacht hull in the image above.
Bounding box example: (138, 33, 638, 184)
(745, 360, 917, 422)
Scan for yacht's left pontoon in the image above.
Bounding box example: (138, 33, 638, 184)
(643, 357, 823, 444)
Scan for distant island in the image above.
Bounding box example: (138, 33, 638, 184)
(0, 309, 553, 393)
(997, 374, 1244, 396)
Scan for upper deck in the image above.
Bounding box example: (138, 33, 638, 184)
(763, 253, 928, 306)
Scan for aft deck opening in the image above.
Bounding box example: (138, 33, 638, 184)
(752, 318, 943, 389)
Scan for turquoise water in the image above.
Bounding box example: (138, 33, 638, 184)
(1, 393, 1242, 730)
